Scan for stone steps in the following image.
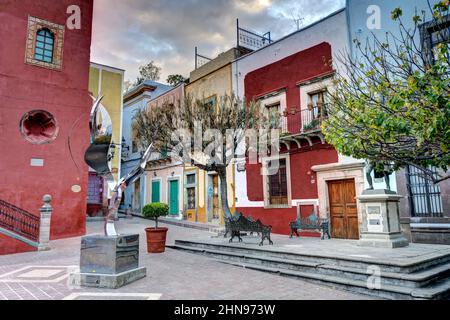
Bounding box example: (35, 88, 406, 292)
(167, 240, 450, 300)
(173, 239, 450, 273)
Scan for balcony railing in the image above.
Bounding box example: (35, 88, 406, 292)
(0, 199, 40, 242)
(300, 104, 329, 133)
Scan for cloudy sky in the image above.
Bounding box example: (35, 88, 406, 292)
(91, 0, 345, 84)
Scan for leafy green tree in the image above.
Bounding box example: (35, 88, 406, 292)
(323, 1, 450, 183)
(166, 74, 186, 86)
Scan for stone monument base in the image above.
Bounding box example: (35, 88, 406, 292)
(69, 234, 146, 289)
(358, 232, 409, 248)
(69, 267, 146, 289)
(357, 189, 409, 249)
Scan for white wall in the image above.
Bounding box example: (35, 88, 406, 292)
(232, 9, 350, 207)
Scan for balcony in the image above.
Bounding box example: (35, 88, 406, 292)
(278, 104, 328, 150)
(300, 103, 328, 133)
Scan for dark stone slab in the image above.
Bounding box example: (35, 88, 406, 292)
(80, 234, 140, 274)
(362, 189, 398, 195)
(70, 267, 146, 289)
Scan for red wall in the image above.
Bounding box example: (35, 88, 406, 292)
(0, 0, 94, 242)
(0, 233, 37, 256)
(245, 42, 333, 133)
(238, 42, 338, 236)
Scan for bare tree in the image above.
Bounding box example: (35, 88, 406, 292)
(132, 94, 279, 217)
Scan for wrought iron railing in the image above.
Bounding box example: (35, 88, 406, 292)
(237, 19, 272, 51)
(300, 104, 329, 133)
(195, 47, 212, 70)
(0, 199, 40, 242)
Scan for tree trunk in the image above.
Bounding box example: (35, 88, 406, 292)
(218, 169, 232, 218)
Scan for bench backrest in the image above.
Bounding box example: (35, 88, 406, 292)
(297, 212, 319, 226)
(229, 212, 271, 231)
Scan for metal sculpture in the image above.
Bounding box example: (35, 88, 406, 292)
(85, 96, 152, 236)
(365, 160, 393, 191)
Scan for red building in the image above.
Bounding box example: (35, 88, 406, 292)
(237, 42, 339, 236)
(0, 0, 94, 254)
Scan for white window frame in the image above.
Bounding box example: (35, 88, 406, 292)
(261, 154, 292, 209)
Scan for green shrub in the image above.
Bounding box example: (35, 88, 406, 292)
(142, 203, 169, 228)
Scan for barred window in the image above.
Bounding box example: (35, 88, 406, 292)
(406, 166, 443, 217)
(35, 29, 54, 63)
(420, 14, 450, 65)
(185, 173, 196, 210)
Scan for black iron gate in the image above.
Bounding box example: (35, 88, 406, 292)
(406, 166, 443, 217)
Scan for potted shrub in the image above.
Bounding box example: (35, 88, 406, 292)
(143, 203, 169, 253)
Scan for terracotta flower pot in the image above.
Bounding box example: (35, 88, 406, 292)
(145, 227, 168, 253)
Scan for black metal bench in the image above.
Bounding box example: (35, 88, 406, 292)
(224, 212, 240, 238)
(289, 213, 331, 240)
(227, 212, 273, 246)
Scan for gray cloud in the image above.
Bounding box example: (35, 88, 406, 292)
(91, 0, 345, 83)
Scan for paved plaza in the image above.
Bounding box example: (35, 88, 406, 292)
(0, 218, 373, 300)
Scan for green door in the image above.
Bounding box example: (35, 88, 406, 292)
(169, 180, 179, 215)
(151, 180, 160, 203)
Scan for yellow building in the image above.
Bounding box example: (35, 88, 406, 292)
(184, 48, 243, 225)
(86, 62, 124, 217)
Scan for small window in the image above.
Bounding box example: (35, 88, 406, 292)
(308, 91, 328, 119)
(266, 103, 281, 128)
(20, 110, 59, 144)
(25, 16, 64, 70)
(268, 159, 288, 205)
(186, 174, 196, 185)
(34, 29, 54, 63)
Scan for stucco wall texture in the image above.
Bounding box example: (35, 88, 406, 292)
(0, 0, 94, 242)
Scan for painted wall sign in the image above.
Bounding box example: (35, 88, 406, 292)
(30, 158, 44, 167)
(366, 205, 383, 233)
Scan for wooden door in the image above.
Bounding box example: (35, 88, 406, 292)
(328, 179, 359, 239)
(169, 180, 179, 215)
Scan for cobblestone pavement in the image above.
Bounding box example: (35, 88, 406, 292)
(0, 218, 374, 300)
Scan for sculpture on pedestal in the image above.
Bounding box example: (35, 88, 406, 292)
(359, 160, 408, 248)
(70, 96, 149, 289)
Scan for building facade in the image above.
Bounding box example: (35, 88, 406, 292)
(232, 8, 397, 237)
(121, 80, 172, 214)
(346, 0, 450, 244)
(144, 84, 186, 219)
(87, 62, 124, 217)
(0, 0, 94, 254)
(183, 48, 243, 225)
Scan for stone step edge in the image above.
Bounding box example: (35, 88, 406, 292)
(159, 218, 220, 232)
(174, 239, 450, 271)
(218, 260, 450, 300)
(167, 244, 450, 284)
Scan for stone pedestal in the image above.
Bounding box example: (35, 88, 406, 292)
(38, 195, 52, 251)
(357, 189, 409, 248)
(69, 234, 146, 289)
